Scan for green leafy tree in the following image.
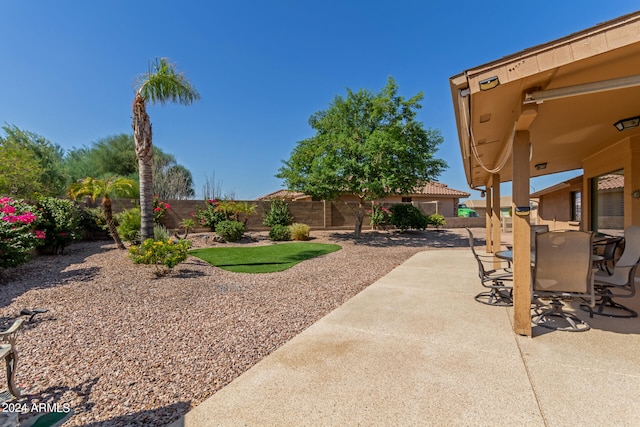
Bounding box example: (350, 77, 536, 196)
(0, 125, 68, 196)
(0, 143, 44, 197)
(65, 134, 194, 199)
(277, 77, 447, 237)
(133, 57, 200, 241)
(69, 176, 136, 249)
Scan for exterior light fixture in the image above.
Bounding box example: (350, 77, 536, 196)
(614, 116, 640, 131)
(535, 162, 547, 171)
(479, 76, 500, 91)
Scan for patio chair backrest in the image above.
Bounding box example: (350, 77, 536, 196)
(530, 225, 549, 250)
(533, 230, 594, 295)
(466, 228, 486, 277)
(609, 225, 640, 284)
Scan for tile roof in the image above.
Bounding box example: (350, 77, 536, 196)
(413, 182, 470, 197)
(256, 189, 310, 201)
(598, 174, 624, 191)
(258, 182, 471, 200)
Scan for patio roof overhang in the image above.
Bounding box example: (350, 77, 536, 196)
(450, 11, 640, 189)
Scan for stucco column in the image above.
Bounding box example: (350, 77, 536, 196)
(512, 131, 532, 337)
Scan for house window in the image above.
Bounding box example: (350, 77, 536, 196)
(591, 169, 624, 236)
(401, 197, 412, 203)
(571, 191, 581, 222)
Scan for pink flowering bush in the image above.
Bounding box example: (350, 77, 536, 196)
(153, 196, 171, 224)
(367, 203, 392, 230)
(0, 197, 44, 268)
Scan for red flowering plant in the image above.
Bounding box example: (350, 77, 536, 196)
(0, 197, 44, 268)
(152, 196, 171, 224)
(367, 203, 392, 230)
(194, 199, 225, 231)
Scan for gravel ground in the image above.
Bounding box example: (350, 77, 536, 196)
(0, 228, 483, 426)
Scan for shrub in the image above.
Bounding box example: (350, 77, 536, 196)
(35, 197, 83, 254)
(215, 220, 245, 242)
(263, 199, 293, 227)
(116, 207, 141, 243)
(368, 204, 391, 229)
(428, 213, 446, 229)
(389, 204, 429, 231)
(0, 197, 43, 268)
(290, 223, 310, 241)
(179, 218, 196, 238)
(195, 199, 226, 231)
(153, 196, 171, 224)
(154, 224, 171, 241)
(78, 207, 108, 236)
(269, 224, 291, 241)
(128, 238, 191, 276)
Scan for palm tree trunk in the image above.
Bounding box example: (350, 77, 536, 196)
(102, 196, 126, 250)
(133, 93, 155, 241)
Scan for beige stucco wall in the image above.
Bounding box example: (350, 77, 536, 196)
(582, 134, 640, 231)
(537, 178, 582, 231)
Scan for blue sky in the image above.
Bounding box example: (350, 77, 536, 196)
(1, 1, 638, 200)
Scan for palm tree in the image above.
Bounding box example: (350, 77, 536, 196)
(133, 57, 200, 241)
(69, 176, 136, 249)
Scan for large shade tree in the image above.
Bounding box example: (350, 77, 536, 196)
(0, 124, 68, 196)
(277, 77, 447, 238)
(133, 58, 199, 240)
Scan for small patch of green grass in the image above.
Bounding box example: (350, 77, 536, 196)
(189, 242, 342, 273)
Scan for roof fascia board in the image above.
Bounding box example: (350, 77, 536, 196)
(463, 11, 640, 95)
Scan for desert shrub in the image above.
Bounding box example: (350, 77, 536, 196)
(128, 238, 191, 276)
(269, 224, 291, 241)
(289, 223, 310, 241)
(263, 199, 293, 227)
(0, 197, 43, 268)
(389, 204, 429, 231)
(194, 199, 226, 231)
(154, 224, 171, 241)
(215, 220, 245, 242)
(35, 197, 83, 254)
(78, 207, 108, 235)
(428, 213, 446, 229)
(116, 207, 141, 243)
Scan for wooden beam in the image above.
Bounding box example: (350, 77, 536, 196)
(485, 182, 493, 253)
(512, 131, 532, 336)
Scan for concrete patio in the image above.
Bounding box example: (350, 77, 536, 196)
(170, 247, 640, 426)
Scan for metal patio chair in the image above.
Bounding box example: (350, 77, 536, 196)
(532, 230, 596, 332)
(593, 235, 624, 275)
(466, 228, 513, 306)
(1, 318, 24, 401)
(589, 226, 640, 318)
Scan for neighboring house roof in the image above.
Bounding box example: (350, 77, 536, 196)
(530, 174, 623, 198)
(598, 174, 624, 191)
(256, 190, 311, 201)
(258, 182, 470, 201)
(413, 182, 470, 198)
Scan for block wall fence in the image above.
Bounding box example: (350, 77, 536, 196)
(98, 199, 485, 231)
